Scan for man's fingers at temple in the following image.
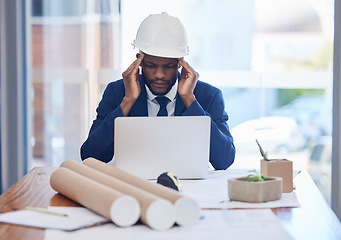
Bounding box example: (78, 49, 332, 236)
(178, 58, 195, 73)
(126, 53, 144, 73)
(178, 59, 199, 80)
(123, 60, 141, 81)
(180, 66, 188, 79)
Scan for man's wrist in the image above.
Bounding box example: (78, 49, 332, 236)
(121, 96, 137, 116)
(180, 94, 196, 108)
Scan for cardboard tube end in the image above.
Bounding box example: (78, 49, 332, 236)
(146, 199, 175, 230)
(110, 196, 140, 227)
(175, 197, 200, 226)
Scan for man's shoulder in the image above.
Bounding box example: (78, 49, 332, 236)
(104, 79, 125, 93)
(107, 79, 124, 87)
(99, 79, 125, 103)
(193, 80, 225, 109)
(195, 80, 221, 94)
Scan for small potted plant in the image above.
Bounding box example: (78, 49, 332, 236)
(228, 170, 282, 203)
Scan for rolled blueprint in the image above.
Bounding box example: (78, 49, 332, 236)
(83, 158, 200, 227)
(50, 167, 140, 227)
(60, 160, 175, 231)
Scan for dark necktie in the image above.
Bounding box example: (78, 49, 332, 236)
(155, 96, 170, 116)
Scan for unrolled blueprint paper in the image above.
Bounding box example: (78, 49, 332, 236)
(45, 209, 293, 240)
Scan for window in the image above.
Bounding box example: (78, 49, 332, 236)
(27, 0, 121, 167)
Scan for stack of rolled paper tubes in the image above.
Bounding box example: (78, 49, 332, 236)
(50, 158, 200, 231)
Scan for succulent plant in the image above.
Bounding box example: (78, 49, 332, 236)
(247, 169, 267, 182)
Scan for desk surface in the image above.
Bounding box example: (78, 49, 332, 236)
(0, 167, 340, 240)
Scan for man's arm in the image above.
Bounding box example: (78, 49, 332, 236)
(177, 58, 198, 108)
(177, 59, 235, 169)
(121, 53, 144, 116)
(181, 86, 235, 170)
(81, 54, 144, 162)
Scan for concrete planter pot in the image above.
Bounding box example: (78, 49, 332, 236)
(228, 177, 282, 203)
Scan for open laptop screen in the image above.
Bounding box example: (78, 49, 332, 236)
(113, 116, 211, 179)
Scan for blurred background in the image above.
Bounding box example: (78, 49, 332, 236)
(25, 0, 333, 204)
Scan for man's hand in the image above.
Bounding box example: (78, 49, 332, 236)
(121, 53, 144, 116)
(177, 58, 199, 108)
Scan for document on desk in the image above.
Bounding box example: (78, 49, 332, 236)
(0, 207, 109, 231)
(44, 209, 293, 240)
(180, 169, 300, 209)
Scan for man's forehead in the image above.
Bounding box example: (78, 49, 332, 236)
(143, 54, 178, 64)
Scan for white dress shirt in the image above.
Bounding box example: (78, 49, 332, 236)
(145, 80, 178, 117)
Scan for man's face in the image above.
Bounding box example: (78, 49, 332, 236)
(140, 53, 179, 96)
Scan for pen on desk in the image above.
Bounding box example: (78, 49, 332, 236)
(255, 139, 269, 161)
(25, 207, 68, 217)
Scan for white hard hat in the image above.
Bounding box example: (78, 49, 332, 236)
(132, 12, 189, 58)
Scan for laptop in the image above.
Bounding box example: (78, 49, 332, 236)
(113, 116, 211, 179)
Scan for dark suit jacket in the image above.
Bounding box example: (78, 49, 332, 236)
(80, 74, 235, 170)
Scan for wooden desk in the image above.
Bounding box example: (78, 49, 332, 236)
(0, 167, 340, 240)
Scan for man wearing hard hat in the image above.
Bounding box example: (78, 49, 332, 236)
(81, 12, 235, 170)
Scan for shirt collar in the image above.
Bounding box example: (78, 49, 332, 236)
(145, 79, 178, 101)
